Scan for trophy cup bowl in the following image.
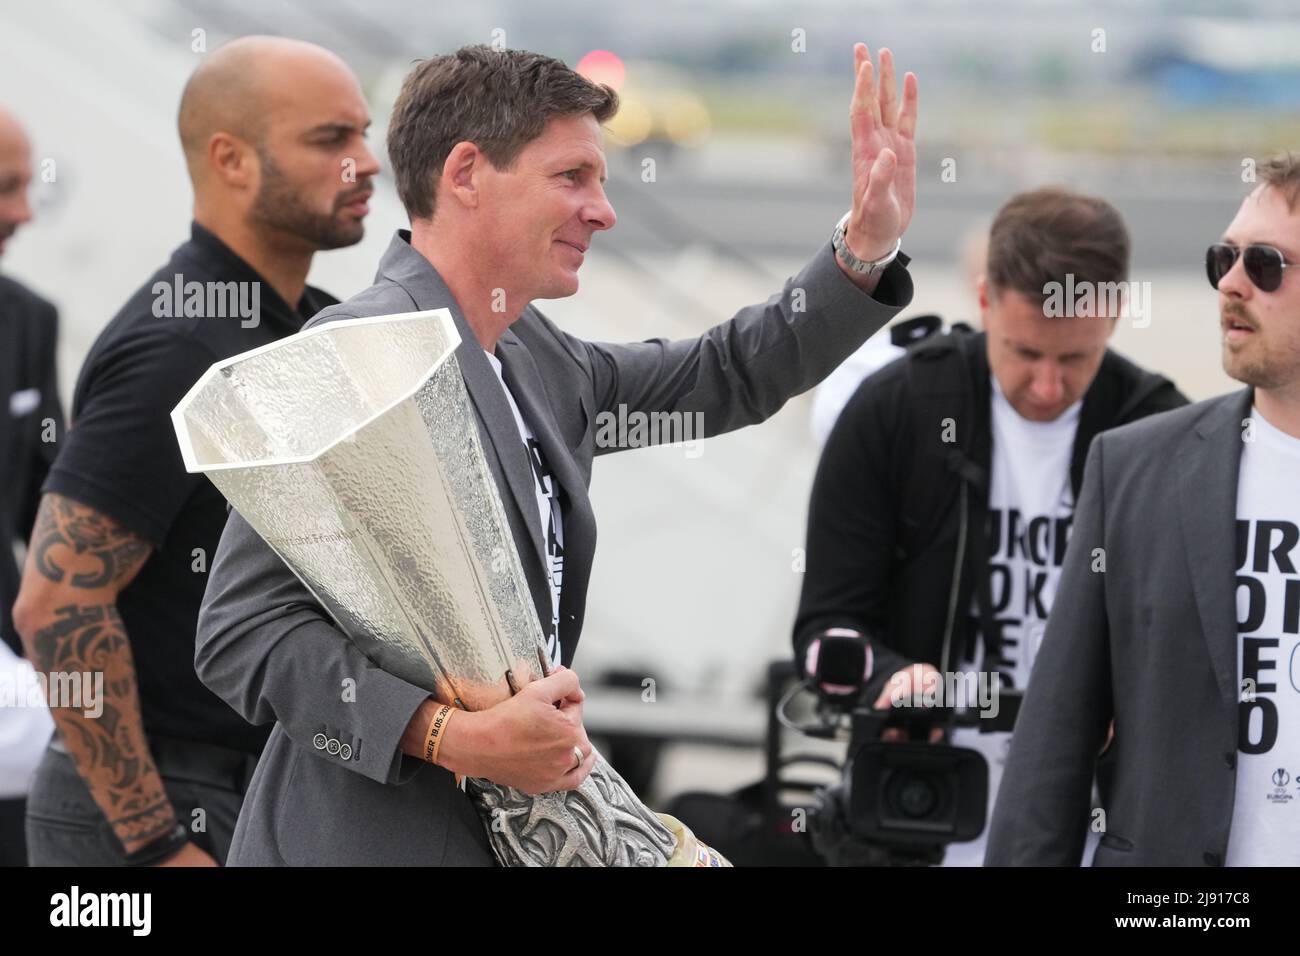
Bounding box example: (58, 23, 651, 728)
(171, 309, 727, 867)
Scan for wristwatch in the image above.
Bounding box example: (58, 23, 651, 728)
(832, 211, 901, 276)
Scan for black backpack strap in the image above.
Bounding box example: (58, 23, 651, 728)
(902, 329, 1006, 679)
(901, 330, 973, 536)
(889, 313, 943, 348)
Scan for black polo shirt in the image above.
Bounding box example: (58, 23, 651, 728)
(43, 222, 338, 755)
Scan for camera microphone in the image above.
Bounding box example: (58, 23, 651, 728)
(804, 627, 873, 706)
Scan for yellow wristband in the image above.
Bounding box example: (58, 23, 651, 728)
(423, 704, 455, 765)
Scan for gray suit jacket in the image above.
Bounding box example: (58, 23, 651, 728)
(195, 229, 912, 865)
(986, 388, 1254, 866)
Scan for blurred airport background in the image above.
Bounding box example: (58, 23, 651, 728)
(1, 0, 1296, 805)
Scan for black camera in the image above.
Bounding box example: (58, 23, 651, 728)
(794, 632, 991, 865)
(809, 704, 988, 866)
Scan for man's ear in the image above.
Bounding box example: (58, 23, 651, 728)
(976, 275, 991, 324)
(441, 141, 483, 211)
(208, 132, 255, 189)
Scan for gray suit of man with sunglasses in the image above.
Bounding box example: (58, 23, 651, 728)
(195, 42, 919, 865)
(987, 156, 1300, 866)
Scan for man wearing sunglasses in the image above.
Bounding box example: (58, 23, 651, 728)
(988, 153, 1300, 866)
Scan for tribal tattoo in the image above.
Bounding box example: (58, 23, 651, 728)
(30, 494, 152, 588)
(25, 494, 174, 852)
(32, 603, 176, 850)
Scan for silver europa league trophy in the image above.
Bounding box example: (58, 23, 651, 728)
(171, 309, 729, 867)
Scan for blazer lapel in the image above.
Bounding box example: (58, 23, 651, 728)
(455, 337, 550, 574)
(1176, 389, 1254, 714)
(495, 327, 598, 665)
(494, 328, 586, 513)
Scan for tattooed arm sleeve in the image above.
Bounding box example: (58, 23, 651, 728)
(12, 492, 177, 855)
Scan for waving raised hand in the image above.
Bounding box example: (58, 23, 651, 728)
(844, 43, 918, 263)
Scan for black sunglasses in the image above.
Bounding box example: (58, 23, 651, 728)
(1206, 242, 1299, 293)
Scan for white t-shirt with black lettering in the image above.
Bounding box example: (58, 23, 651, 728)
(485, 349, 565, 665)
(1227, 406, 1300, 866)
(944, 379, 1081, 866)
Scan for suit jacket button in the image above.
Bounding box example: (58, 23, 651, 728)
(326, 737, 341, 755)
(1203, 851, 1222, 866)
(1224, 752, 1236, 769)
(339, 743, 353, 760)
(313, 733, 328, 750)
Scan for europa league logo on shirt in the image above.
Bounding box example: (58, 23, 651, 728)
(1266, 767, 1294, 804)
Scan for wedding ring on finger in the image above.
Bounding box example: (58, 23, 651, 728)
(571, 746, 584, 772)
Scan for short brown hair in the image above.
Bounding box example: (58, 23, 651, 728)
(1258, 152, 1300, 210)
(985, 187, 1130, 305)
(387, 45, 619, 221)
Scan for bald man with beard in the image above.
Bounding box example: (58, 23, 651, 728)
(13, 37, 379, 866)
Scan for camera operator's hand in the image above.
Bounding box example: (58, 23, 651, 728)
(405, 666, 597, 794)
(873, 663, 945, 743)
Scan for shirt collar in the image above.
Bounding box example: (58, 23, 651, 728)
(186, 221, 315, 331)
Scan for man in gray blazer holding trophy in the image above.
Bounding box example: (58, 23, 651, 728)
(195, 42, 918, 866)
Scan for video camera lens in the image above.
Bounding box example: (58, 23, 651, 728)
(891, 773, 941, 819)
